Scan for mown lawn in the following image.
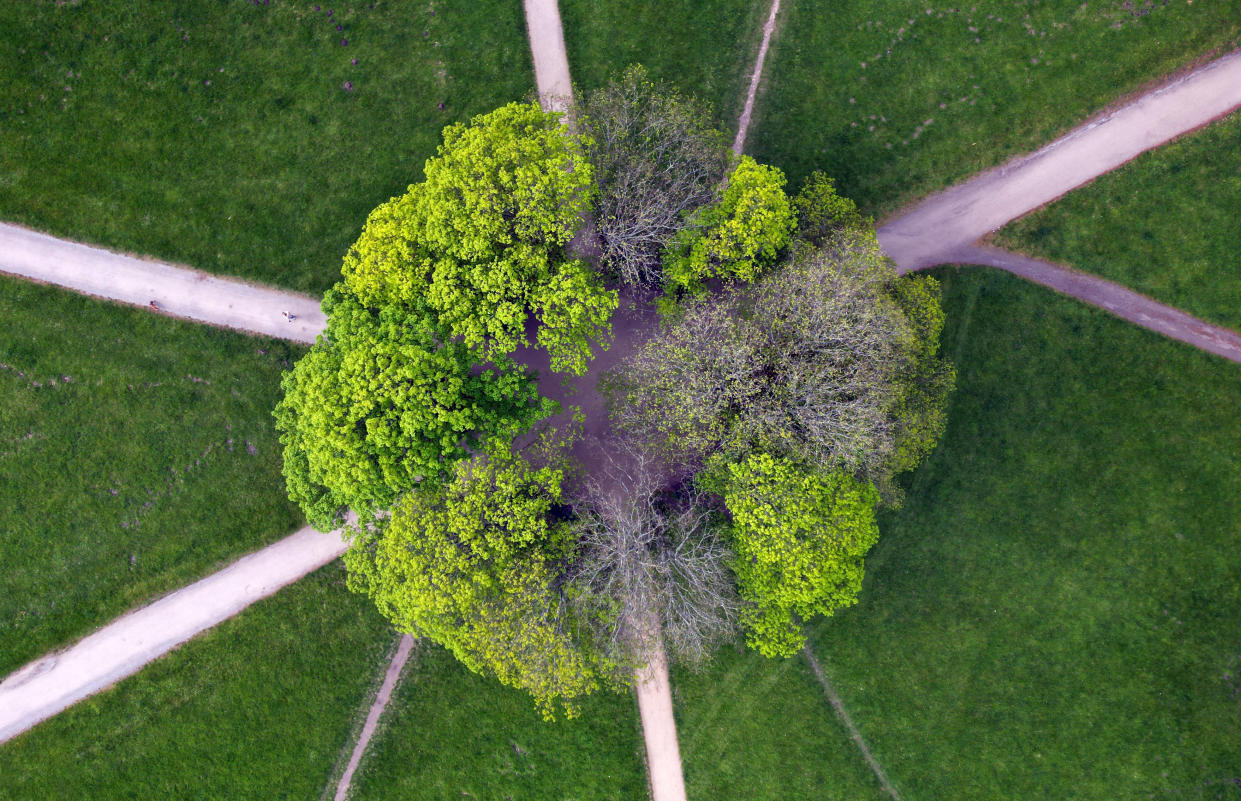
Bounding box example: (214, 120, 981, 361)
(0, 564, 393, 801)
(750, 0, 1241, 214)
(674, 647, 888, 801)
(0, 276, 303, 676)
(0, 0, 534, 294)
(346, 642, 648, 801)
(995, 112, 1241, 333)
(804, 267, 1241, 800)
(559, 0, 767, 132)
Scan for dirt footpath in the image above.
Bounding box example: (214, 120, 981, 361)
(878, 49, 1241, 270)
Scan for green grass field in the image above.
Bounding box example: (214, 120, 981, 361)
(0, 564, 393, 801)
(0, 0, 534, 294)
(802, 267, 1241, 800)
(996, 113, 1241, 333)
(674, 647, 888, 800)
(345, 643, 647, 800)
(0, 276, 303, 676)
(560, 0, 766, 131)
(749, 0, 1241, 214)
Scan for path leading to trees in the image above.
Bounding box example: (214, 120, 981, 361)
(950, 245, 1241, 363)
(0, 222, 324, 344)
(0, 524, 349, 744)
(330, 634, 418, 801)
(523, 0, 574, 111)
(878, 49, 1241, 269)
(803, 645, 903, 801)
(732, 0, 781, 155)
(634, 632, 689, 801)
(2, 0, 1238, 770)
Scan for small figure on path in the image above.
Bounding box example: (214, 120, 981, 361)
(282, 310, 295, 322)
(149, 300, 159, 311)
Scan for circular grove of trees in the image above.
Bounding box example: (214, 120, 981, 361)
(274, 67, 954, 718)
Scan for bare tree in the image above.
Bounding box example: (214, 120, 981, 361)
(740, 232, 913, 477)
(575, 66, 732, 288)
(565, 443, 739, 675)
(599, 291, 761, 468)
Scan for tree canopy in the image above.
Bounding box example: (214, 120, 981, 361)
(273, 289, 551, 530)
(718, 453, 880, 657)
(343, 443, 605, 718)
(578, 65, 731, 288)
(275, 71, 953, 718)
(340, 102, 616, 376)
(605, 225, 933, 486)
(663, 155, 795, 292)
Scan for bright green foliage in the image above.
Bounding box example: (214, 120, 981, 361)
(273, 289, 552, 531)
(344, 445, 603, 719)
(530, 257, 623, 376)
(664, 155, 795, 291)
(340, 102, 616, 376)
(339, 192, 429, 312)
(722, 453, 880, 658)
(791, 170, 869, 246)
(414, 103, 593, 260)
(883, 274, 956, 490)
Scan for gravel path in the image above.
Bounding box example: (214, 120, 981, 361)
(2, 1, 1237, 770)
(0, 222, 324, 344)
(634, 636, 688, 801)
(878, 49, 1241, 269)
(0, 524, 348, 744)
(523, 0, 574, 111)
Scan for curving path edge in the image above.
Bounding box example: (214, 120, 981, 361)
(2, 0, 1239, 769)
(946, 245, 1241, 363)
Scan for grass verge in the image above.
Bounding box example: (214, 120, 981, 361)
(0, 276, 303, 676)
(559, 0, 768, 132)
(995, 112, 1241, 332)
(674, 646, 890, 800)
(804, 267, 1241, 799)
(0, 0, 534, 294)
(345, 643, 647, 800)
(749, 0, 1240, 213)
(0, 563, 392, 800)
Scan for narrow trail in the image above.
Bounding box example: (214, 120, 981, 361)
(0, 524, 349, 744)
(732, 0, 782, 155)
(803, 645, 903, 801)
(947, 245, 1241, 364)
(330, 634, 418, 801)
(0, 222, 324, 344)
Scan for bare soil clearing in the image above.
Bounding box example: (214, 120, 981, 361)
(3, 4, 1238, 782)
